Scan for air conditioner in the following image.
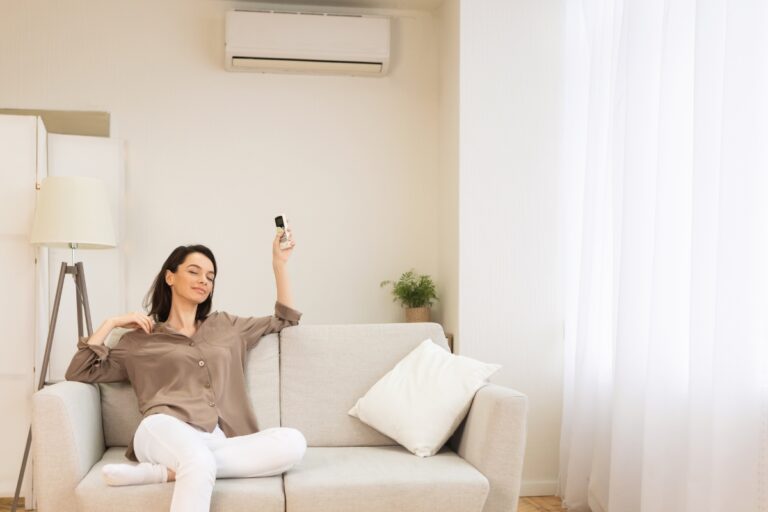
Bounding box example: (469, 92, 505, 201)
(224, 10, 391, 76)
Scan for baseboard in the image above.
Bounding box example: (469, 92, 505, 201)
(520, 479, 558, 497)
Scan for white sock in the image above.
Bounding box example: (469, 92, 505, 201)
(102, 462, 168, 486)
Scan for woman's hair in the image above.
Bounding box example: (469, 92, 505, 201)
(143, 244, 218, 323)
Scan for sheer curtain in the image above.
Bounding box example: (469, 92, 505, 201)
(558, 1, 768, 511)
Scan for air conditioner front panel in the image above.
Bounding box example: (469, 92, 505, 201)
(225, 10, 390, 75)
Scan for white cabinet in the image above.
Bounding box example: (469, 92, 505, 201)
(0, 114, 48, 502)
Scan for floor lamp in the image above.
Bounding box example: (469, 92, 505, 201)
(12, 176, 116, 512)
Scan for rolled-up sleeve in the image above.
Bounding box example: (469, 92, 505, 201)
(224, 301, 302, 350)
(65, 337, 129, 383)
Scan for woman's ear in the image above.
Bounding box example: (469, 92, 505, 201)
(165, 269, 174, 287)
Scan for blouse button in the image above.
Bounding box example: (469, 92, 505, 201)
(189, 342, 195, 347)
(208, 402, 215, 407)
(204, 382, 211, 388)
(198, 360, 205, 367)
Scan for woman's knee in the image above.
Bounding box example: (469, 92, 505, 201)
(177, 450, 217, 484)
(279, 428, 307, 462)
(134, 414, 198, 465)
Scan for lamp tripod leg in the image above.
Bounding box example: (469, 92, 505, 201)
(10, 429, 31, 512)
(37, 262, 68, 392)
(75, 262, 94, 337)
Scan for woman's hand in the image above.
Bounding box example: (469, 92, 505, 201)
(83, 312, 154, 347)
(110, 312, 155, 334)
(273, 228, 296, 267)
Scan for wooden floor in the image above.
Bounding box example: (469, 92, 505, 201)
(0, 497, 22, 511)
(519, 496, 565, 512)
(1, 496, 564, 511)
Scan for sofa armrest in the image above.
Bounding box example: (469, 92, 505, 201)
(450, 384, 528, 512)
(32, 381, 106, 512)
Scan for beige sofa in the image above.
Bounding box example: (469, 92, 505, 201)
(32, 323, 528, 512)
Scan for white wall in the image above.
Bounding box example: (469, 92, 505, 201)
(458, 0, 564, 495)
(0, 0, 442, 326)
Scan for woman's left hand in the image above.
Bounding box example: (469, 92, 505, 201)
(273, 228, 295, 266)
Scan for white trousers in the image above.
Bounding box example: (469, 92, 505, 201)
(133, 414, 307, 512)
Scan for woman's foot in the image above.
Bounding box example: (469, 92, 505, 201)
(102, 462, 169, 486)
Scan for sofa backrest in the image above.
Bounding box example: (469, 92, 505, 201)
(278, 323, 449, 447)
(100, 333, 281, 447)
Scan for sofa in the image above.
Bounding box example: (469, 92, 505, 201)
(32, 322, 528, 512)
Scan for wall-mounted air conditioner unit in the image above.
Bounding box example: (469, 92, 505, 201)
(225, 10, 391, 76)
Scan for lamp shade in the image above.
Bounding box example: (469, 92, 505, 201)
(30, 176, 116, 249)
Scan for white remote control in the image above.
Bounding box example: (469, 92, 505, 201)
(275, 215, 293, 249)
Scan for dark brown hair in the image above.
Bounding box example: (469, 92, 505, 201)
(143, 245, 218, 323)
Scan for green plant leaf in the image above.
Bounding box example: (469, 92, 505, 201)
(380, 269, 439, 308)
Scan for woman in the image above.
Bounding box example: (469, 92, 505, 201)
(65, 231, 305, 512)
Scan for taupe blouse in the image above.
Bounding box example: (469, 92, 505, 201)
(65, 301, 301, 460)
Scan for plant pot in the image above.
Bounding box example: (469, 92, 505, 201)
(405, 306, 430, 323)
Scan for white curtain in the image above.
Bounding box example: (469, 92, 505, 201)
(558, 1, 768, 511)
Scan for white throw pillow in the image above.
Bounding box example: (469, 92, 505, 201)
(348, 338, 500, 457)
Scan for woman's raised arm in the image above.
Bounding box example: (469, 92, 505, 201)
(272, 229, 296, 308)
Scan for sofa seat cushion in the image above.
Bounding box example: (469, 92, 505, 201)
(284, 446, 489, 512)
(75, 447, 284, 512)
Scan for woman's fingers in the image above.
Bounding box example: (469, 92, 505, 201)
(140, 315, 154, 333)
(273, 229, 296, 255)
(122, 313, 153, 333)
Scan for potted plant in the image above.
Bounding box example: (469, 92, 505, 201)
(380, 269, 439, 322)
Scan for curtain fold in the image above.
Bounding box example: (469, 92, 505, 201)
(559, 1, 768, 511)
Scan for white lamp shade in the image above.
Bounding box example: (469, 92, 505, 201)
(30, 176, 117, 249)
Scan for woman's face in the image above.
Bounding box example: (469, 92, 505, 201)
(165, 252, 215, 306)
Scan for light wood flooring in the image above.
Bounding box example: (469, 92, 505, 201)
(519, 496, 565, 512)
(0, 498, 23, 511)
(1, 496, 564, 511)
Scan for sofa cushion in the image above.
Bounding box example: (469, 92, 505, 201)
(279, 323, 450, 447)
(75, 447, 284, 512)
(99, 382, 142, 447)
(100, 333, 281, 446)
(349, 339, 500, 457)
(243, 333, 282, 430)
(283, 446, 489, 512)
